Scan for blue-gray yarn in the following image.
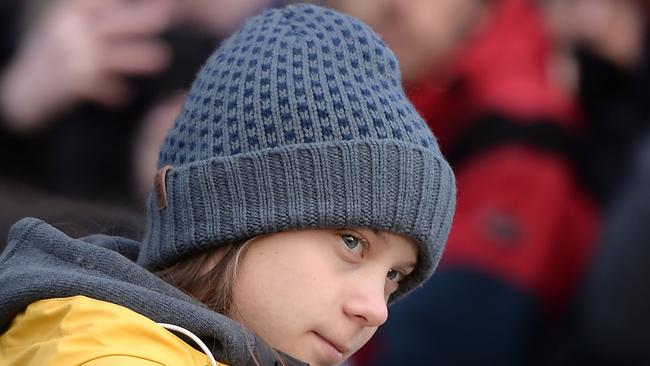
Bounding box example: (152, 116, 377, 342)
(139, 4, 456, 302)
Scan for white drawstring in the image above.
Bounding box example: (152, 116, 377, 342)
(158, 323, 218, 366)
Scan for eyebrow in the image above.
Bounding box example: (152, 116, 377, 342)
(370, 229, 390, 245)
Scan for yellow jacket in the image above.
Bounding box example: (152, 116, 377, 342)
(0, 295, 227, 366)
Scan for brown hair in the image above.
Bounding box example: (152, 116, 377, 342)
(155, 239, 290, 366)
(155, 242, 250, 316)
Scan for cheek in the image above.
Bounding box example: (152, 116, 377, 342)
(234, 253, 303, 318)
(231, 245, 343, 339)
(231, 256, 303, 349)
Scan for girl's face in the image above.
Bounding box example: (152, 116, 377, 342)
(231, 228, 417, 366)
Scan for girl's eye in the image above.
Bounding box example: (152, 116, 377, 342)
(341, 234, 364, 255)
(387, 269, 402, 282)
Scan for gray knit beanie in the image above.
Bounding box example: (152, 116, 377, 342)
(139, 4, 455, 301)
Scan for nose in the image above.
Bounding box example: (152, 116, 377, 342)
(342, 275, 389, 327)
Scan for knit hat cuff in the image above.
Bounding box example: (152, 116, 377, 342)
(140, 139, 455, 301)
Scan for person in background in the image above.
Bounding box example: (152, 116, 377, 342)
(573, 131, 650, 366)
(0, 5, 456, 365)
(0, 0, 274, 248)
(541, 0, 650, 206)
(326, 0, 599, 364)
(541, 1, 650, 364)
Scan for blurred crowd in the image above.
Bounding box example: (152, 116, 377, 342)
(0, 0, 273, 238)
(1, 0, 649, 365)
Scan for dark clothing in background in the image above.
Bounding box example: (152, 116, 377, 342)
(578, 133, 650, 366)
(0, 181, 145, 247)
(0, 0, 20, 67)
(577, 34, 650, 205)
(376, 268, 541, 366)
(565, 36, 650, 363)
(543, 33, 650, 366)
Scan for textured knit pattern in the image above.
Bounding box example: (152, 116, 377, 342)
(159, 6, 435, 164)
(141, 4, 456, 301)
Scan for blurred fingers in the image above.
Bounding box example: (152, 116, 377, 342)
(94, 0, 174, 39)
(102, 39, 170, 74)
(81, 75, 132, 107)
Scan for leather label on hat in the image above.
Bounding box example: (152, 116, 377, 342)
(154, 165, 173, 210)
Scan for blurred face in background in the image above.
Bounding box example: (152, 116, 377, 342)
(179, 0, 272, 34)
(328, 0, 488, 83)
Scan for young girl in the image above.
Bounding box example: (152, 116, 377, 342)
(0, 4, 455, 366)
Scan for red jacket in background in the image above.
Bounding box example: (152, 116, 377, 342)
(407, 0, 599, 314)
